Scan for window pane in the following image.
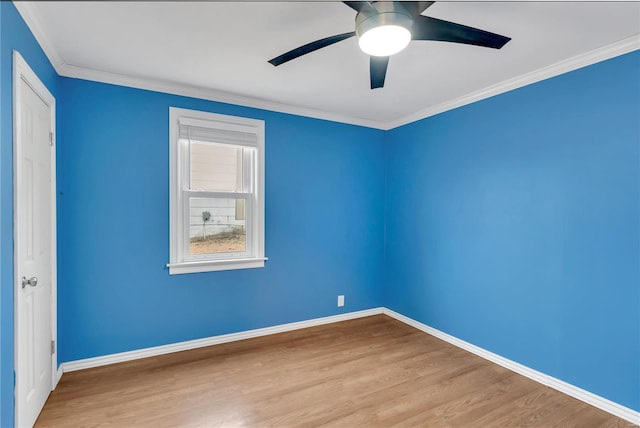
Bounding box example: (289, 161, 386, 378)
(190, 141, 244, 192)
(189, 197, 246, 255)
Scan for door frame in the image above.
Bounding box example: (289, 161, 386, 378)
(13, 50, 59, 426)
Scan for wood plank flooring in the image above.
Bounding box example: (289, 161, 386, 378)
(36, 315, 634, 427)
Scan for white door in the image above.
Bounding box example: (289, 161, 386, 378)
(14, 51, 57, 428)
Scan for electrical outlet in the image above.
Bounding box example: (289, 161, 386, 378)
(337, 295, 345, 307)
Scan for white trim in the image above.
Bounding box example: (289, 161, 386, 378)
(10, 3, 639, 131)
(61, 63, 385, 130)
(56, 306, 639, 424)
(166, 257, 269, 268)
(166, 257, 268, 274)
(54, 366, 63, 390)
(54, 36, 640, 130)
(168, 107, 266, 275)
(12, 0, 382, 129)
(385, 35, 640, 129)
(13, 50, 58, 427)
(167, 259, 267, 274)
(382, 308, 640, 425)
(61, 308, 384, 372)
(12, 2, 65, 72)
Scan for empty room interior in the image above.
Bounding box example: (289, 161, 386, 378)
(1, 1, 639, 427)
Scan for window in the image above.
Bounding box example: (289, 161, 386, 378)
(168, 107, 265, 274)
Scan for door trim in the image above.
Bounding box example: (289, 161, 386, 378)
(13, 50, 58, 426)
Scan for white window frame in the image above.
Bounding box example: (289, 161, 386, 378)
(167, 107, 266, 274)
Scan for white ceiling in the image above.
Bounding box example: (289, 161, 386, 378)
(16, 1, 640, 129)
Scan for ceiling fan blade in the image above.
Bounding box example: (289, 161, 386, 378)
(343, 2, 376, 13)
(370, 56, 389, 89)
(269, 32, 356, 66)
(412, 15, 511, 49)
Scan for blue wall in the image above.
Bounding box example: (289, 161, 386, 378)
(56, 78, 386, 364)
(1, 1, 639, 424)
(0, 3, 59, 425)
(384, 51, 640, 411)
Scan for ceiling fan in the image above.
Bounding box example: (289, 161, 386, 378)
(268, 1, 511, 89)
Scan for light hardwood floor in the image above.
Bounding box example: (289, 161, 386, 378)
(36, 315, 634, 427)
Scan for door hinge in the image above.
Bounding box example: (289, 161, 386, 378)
(51, 340, 56, 355)
(49, 132, 54, 147)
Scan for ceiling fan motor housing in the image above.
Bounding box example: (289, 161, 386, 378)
(355, 2, 414, 39)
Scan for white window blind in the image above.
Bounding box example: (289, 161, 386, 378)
(179, 117, 258, 147)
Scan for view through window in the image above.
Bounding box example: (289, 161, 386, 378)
(188, 141, 249, 255)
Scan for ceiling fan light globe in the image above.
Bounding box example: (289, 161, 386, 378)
(358, 25, 411, 57)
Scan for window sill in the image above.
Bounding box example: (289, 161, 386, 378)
(167, 257, 268, 275)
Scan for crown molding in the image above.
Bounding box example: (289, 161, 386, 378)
(12, 1, 65, 71)
(13, 0, 639, 131)
(55, 35, 640, 131)
(383, 35, 640, 130)
(57, 63, 387, 129)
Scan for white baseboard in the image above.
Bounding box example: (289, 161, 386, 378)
(60, 307, 384, 373)
(58, 306, 638, 425)
(382, 308, 640, 425)
(53, 366, 63, 390)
